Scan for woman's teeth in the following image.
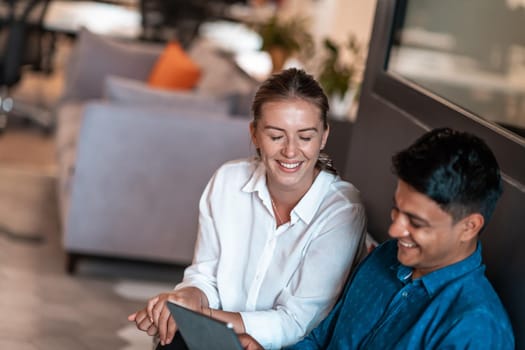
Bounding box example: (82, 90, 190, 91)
(279, 162, 300, 169)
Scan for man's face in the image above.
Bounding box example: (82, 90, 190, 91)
(388, 180, 475, 279)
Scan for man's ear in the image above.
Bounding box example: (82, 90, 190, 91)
(459, 213, 485, 242)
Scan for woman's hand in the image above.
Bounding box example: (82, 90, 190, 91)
(238, 333, 264, 350)
(127, 307, 158, 336)
(128, 287, 207, 346)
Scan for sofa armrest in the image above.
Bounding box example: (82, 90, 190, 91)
(63, 102, 252, 265)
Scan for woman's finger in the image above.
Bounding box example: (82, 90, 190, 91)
(147, 295, 161, 321)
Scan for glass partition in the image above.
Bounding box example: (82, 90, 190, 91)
(387, 0, 525, 139)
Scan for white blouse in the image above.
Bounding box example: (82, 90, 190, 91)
(175, 158, 366, 349)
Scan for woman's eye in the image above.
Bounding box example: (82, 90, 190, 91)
(300, 137, 312, 141)
(271, 136, 283, 141)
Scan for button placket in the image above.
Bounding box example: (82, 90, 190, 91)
(246, 233, 277, 310)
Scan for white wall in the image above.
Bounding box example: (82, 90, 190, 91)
(280, 0, 377, 46)
(277, 0, 378, 120)
(278, 0, 377, 75)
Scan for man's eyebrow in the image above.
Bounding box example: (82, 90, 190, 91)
(392, 197, 430, 226)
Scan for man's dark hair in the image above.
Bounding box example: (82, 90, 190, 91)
(392, 128, 503, 225)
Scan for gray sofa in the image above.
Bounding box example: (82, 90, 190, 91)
(56, 29, 257, 273)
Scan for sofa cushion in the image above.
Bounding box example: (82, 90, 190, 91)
(63, 28, 162, 101)
(224, 90, 256, 117)
(104, 75, 231, 115)
(188, 38, 258, 98)
(148, 42, 201, 90)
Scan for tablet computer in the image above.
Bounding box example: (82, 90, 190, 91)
(167, 302, 244, 350)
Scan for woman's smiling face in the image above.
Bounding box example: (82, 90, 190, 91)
(250, 98, 329, 195)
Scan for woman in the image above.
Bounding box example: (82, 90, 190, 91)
(128, 68, 366, 349)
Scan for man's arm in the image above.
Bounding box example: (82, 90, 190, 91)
(284, 290, 346, 350)
(236, 309, 340, 350)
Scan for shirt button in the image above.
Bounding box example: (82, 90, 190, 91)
(402, 291, 408, 297)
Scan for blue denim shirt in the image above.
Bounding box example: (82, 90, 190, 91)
(286, 240, 515, 350)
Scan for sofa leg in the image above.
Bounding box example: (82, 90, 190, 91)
(66, 253, 79, 275)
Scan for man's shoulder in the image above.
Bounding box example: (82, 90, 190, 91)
(350, 239, 399, 280)
(436, 294, 515, 349)
(366, 239, 398, 260)
(429, 268, 514, 346)
(445, 270, 511, 320)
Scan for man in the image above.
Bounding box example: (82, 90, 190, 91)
(240, 127, 515, 349)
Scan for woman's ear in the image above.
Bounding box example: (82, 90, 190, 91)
(459, 213, 485, 242)
(321, 125, 330, 150)
(250, 122, 258, 147)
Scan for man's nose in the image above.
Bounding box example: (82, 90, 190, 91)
(388, 214, 409, 238)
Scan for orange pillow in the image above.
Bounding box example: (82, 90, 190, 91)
(148, 42, 201, 90)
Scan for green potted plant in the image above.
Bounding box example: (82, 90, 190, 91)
(256, 15, 313, 72)
(318, 34, 365, 120)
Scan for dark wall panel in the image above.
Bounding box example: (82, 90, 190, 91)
(346, 0, 525, 347)
(345, 91, 424, 242)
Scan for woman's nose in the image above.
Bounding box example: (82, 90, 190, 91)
(282, 139, 298, 157)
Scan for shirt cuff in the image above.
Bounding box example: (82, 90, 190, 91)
(240, 310, 286, 350)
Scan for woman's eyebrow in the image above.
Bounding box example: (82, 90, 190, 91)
(263, 126, 319, 133)
(298, 127, 319, 133)
(264, 126, 285, 131)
